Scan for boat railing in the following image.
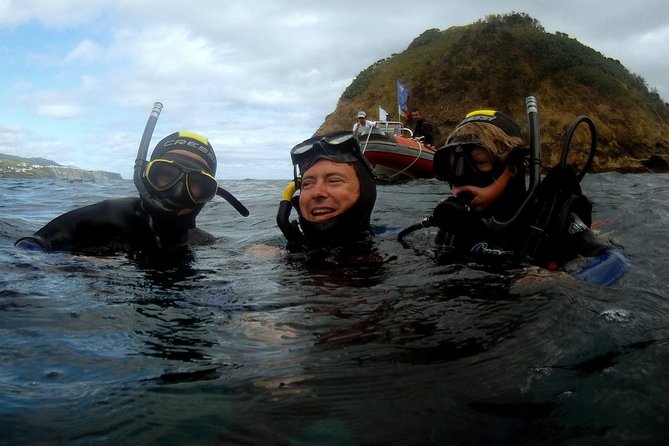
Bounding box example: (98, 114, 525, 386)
(373, 121, 414, 138)
(358, 121, 426, 180)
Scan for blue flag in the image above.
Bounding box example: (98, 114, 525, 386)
(397, 80, 409, 120)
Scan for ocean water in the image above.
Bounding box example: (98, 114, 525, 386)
(0, 173, 668, 445)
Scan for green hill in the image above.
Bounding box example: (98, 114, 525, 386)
(318, 13, 669, 172)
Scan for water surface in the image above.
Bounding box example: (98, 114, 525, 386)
(1, 174, 668, 445)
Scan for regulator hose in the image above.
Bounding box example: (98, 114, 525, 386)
(559, 116, 597, 182)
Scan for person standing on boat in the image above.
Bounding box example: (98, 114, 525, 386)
(277, 133, 377, 254)
(352, 111, 376, 138)
(408, 109, 628, 285)
(410, 108, 435, 147)
(15, 131, 247, 255)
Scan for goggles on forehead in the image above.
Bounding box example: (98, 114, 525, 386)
(145, 159, 218, 204)
(290, 133, 375, 180)
(433, 142, 505, 188)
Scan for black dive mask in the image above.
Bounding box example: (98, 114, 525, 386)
(290, 133, 375, 182)
(434, 143, 506, 187)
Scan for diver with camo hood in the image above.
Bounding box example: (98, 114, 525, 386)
(277, 132, 377, 253)
(15, 106, 248, 254)
(399, 103, 628, 284)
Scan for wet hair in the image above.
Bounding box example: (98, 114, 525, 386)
(446, 122, 523, 162)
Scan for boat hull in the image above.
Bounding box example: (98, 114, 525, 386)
(362, 134, 435, 181)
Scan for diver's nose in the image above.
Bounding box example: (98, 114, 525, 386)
(311, 179, 329, 198)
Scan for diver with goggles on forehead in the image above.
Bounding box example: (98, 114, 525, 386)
(16, 104, 248, 254)
(400, 106, 628, 285)
(277, 132, 377, 254)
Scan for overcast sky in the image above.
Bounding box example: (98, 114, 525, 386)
(1, 0, 668, 179)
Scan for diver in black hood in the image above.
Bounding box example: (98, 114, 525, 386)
(277, 132, 377, 253)
(15, 110, 248, 254)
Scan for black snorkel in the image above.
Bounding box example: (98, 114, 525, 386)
(217, 187, 250, 217)
(276, 179, 303, 242)
(134, 102, 163, 202)
(481, 95, 543, 231)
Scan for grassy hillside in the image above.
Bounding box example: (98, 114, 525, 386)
(318, 13, 669, 172)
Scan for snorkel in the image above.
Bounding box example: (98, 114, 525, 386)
(134, 102, 163, 203)
(277, 179, 302, 242)
(481, 96, 542, 230)
(133, 102, 249, 217)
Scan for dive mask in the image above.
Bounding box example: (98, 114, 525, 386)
(144, 157, 218, 206)
(433, 142, 506, 187)
(290, 133, 375, 181)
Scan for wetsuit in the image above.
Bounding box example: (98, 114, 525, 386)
(15, 197, 215, 254)
(433, 165, 626, 278)
(413, 118, 435, 146)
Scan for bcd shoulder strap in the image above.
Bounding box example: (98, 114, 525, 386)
(519, 165, 593, 265)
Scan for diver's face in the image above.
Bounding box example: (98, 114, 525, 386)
(152, 149, 213, 216)
(463, 147, 495, 181)
(299, 160, 360, 223)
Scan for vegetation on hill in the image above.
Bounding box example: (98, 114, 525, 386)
(318, 12, 669, 172)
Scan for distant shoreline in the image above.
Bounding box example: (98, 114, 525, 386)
(0, 153, 121, 181)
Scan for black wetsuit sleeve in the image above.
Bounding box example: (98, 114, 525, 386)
(566, 213, 629, 285)
(566, 213, 610, 258)
(15, 198, 146, 252)
(422, 121, 434, 146)
(414, 120, 434, 145)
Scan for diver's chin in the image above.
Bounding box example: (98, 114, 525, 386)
(150, 197, 193, 215)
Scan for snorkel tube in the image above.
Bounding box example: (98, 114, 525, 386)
(526, 96, 542, 193)
(217, 187, 250, 217)
(276, 179, 303, 241)
(134, 102, 163, 201)
(481, 96, 543, 231)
